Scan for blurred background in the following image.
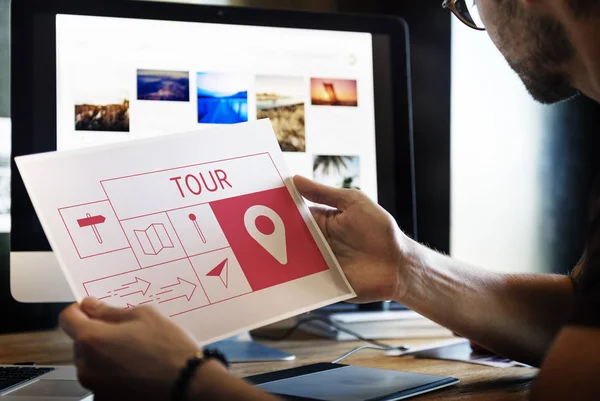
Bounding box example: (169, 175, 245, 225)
(1, 0, 600, 332)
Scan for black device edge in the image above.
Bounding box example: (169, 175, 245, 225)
(244, 362, 459, 401)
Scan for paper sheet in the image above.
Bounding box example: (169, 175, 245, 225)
(15, 120, 355, 344)
(387, 339, 533, 368)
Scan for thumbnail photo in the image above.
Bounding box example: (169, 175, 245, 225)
(137, 69, 190, 102)
(73, 68, 130, 132)
(197, 72, 248, 124)
(256, 75, 305, 152)
(313, 155, 360, 190)
(311, 78, 358, 107)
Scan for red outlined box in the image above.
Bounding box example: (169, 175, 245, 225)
(82, 259, 210, 314)
(166, 204, 229, 257)
(189, 247, 252, 304)
(100, 153, 284, 221)
(120, 213, 186, 268)
(210, 186, 330, 292)
(58, 200, 130, 259)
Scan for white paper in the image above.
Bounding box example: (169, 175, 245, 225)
(386, 338, 533, 368)
(15, 120, 355, 344)
(330, 310, 424, 324)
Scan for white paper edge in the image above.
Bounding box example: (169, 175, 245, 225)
(385, 338, 469, 356)
(284, 178, 357, 298)
(14, 156, 85, 303)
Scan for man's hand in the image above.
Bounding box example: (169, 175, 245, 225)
(293, 175, 413, 303)
(60, 298, 206, 401)
(294, 176, 577, 367)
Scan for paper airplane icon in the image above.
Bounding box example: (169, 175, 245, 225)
(206, 258, 229, 288)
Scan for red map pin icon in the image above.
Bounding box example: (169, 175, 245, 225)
(244, 205, 287, 264)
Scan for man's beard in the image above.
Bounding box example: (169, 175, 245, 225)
(509, 58, 578, 104)
(505, 10, 579, 104)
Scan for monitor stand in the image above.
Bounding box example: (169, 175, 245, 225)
(207, 331, 295, 363)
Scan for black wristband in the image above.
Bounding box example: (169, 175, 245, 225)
(171, 348, 229, 401)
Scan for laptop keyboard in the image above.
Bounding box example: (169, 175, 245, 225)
(0, 366, 55, 392)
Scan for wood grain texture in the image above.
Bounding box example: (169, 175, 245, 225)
(0, 329, 536, 400)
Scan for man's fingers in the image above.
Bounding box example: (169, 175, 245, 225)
(59, 303, 97, 340)
(293, 175, 354, 210)
(80, 297, 137, 323)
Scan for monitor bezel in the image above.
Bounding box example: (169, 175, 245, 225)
(10, 0, 416, 254)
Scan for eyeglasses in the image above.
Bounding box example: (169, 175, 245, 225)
(442, 0, 486, 31)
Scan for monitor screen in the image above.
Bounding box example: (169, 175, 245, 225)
(11, 1, 413, 258)
(55, 14, 378, 202)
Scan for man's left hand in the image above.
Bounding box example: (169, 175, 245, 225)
(59, 298, 204, 401)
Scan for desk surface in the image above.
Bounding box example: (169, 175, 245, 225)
(0, 329, 536, 400)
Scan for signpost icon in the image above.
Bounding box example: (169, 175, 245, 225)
(77, 213, 106, 244)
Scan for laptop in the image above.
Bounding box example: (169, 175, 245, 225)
(0, 365, 92, 400)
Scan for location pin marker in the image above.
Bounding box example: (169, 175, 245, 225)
(244, 205, 287, 265)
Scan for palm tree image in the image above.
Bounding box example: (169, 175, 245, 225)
(313, 155, 360, 190)
(313, 156, 352, 175)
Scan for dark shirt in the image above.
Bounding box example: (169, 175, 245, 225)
(569, 177, 600, 326)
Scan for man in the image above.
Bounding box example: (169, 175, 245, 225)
(59, 0, 600, 399)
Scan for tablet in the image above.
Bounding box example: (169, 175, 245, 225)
(245, 362, 459, 401)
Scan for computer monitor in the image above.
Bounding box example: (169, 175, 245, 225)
(10, 0, 415, 304)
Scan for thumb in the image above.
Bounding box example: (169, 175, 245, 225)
(293, 175, 355, 211)
(80, 297, 137, 323)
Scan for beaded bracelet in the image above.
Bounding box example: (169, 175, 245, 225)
(171, 348, 229, 401)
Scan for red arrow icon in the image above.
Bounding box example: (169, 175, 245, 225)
(77, 213, 106, 244)
(119, 277, 151, 298)
(206, 258, 229, 288)
(158, 277, 197, 304)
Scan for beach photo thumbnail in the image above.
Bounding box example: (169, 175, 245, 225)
(197, 72, 248, 124)
(137, 69, 190, 102)
(310, 78, 358, 107)
(313, 155, 360, 190)
(256, 75, 305, 152)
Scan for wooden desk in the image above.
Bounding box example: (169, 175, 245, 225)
(0, 329, 537, 400)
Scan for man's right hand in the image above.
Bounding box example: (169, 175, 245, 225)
(293, 175, 414, 304)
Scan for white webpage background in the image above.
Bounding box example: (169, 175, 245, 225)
(55, 14, 378, 202)
(15, 120, 355, 344)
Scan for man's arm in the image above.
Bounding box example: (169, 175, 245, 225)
(401, 244, 575, 366)
(186, 360, 280, 401)
(293, 175, 575, 367)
